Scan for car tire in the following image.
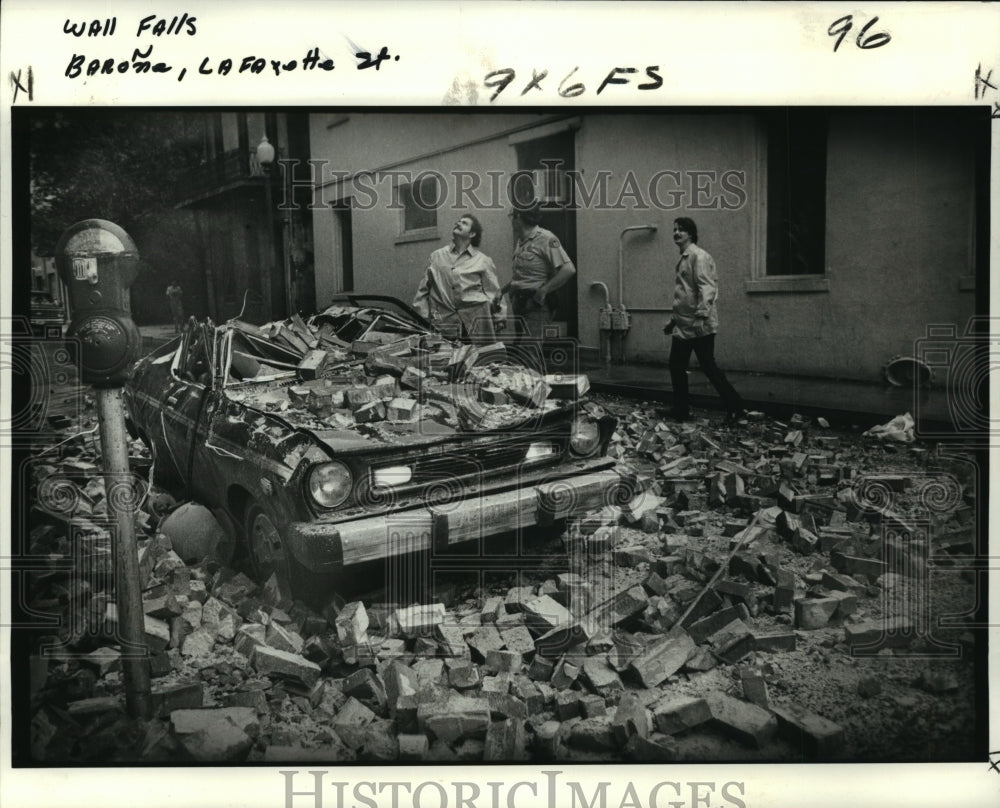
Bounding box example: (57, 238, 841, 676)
(243, 502, 334, 610)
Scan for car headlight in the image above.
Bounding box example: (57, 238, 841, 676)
(569, 417, 601, 457)
(307, 461, 353, 509)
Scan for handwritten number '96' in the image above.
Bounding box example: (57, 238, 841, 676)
(828, 15, 891, 52)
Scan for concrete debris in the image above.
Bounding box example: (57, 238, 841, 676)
(27, 383, 973, 765)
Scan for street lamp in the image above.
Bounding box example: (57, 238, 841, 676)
(256, 135, 281, 318)
(255, 133, 275, 168)
(256, 134, 293, 318)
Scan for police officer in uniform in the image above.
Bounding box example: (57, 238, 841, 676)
(502, 200, 576, 343)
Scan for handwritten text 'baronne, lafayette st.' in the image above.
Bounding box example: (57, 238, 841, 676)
(61, 12, 398, 80)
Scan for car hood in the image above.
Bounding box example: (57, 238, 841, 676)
(225, 381, 570, 457)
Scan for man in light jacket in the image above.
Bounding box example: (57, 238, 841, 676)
(413, 213, 505, 344)
(665, 217, 745, 424)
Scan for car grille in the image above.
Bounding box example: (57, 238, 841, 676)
(368, 425, 569, 500)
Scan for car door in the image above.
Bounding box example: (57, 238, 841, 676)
(160, 319, 213, 493)
(186, 325, 241, 503)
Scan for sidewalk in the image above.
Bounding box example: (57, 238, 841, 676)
(581, 358, 957, 433)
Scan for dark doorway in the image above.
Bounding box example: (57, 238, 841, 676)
(334, 202, 354, 295)
(514, 131, 577, 339)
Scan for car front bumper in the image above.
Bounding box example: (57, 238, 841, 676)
(286, 458, 638, 570)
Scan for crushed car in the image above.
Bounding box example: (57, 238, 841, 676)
(124, 294, 635, 603)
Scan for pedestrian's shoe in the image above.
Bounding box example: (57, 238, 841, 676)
(724, 409, 748, 425)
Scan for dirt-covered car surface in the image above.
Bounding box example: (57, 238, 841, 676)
(124, 295, 630, 601)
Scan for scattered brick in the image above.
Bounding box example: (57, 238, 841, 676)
(706, 692, 778, 748)
(534, 720, 563, 759)
(554, 690, 582, 720)
(580, 694, 607, 717)
(533, 623, 591, 659)
(569, 716, 617, 751)
(581, 657, 624, 696)
(332, 697, 377, 749)
(588, 585, 649, 629)
(480, 596, 506, 623)
(628, 629, 695, 687)
(448, 664, 481, 690)
(678, 587, 724, 628)
(392, 603, 445, 638)
(466, 625, 505, 661)
(827, 589, 858, 620)
(739, 667, 770, 709)
(66, 696, 123, 718)
(398, 733, 429, 761)
(417, 694, 490, 744)
(794, 597, 840, 630)
(481, 673, 513, 694)
(335, 602, 369, 646)
(771, 702, 846, 758)
(773, 569, 795, 613)
(831, 552, 887, 581)
(250, 645, 321, 687)
(686, 606, 741, 645)
(611, 692, 651, 744)
(521, 653, 553, 681)
(343, 668, 388, 713)
(709, 619, 755, 664)
(485, 717, 528, 761)
(485, 649, 523, 674)
(652, 695, 712, 735)
(150, 680, 203, 717)
(521, 595, 575, 634)
(505, 586, 536, 612)
(234, 623, 266, 658)
(434, 623, 469, 658)
(264, 622, 304, 655)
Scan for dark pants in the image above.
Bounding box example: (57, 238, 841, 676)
(669, 333, 743, 417)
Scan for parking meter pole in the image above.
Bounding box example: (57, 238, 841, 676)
(96, 387, 153, 719)
(54, 219, 151, 719)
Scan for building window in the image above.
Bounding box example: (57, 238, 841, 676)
(767, 109, 827, 276)
(398, 174, 440, 240)
(749, 110, 830, 293)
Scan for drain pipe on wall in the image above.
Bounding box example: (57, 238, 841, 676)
(614, 224, 658, 363)
(589, 281, 613, 365)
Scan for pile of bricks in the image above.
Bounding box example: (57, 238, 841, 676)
(24, 398, 974, 763)
(229, 311, 593, 434)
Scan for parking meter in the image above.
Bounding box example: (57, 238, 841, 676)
(55, 219, 143, 387)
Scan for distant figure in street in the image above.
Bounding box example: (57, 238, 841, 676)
(166, 281, 184, 333)
(412, 213, 506, 344)
(665, 217, 745, 424)
(502, 200, 576, 344)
